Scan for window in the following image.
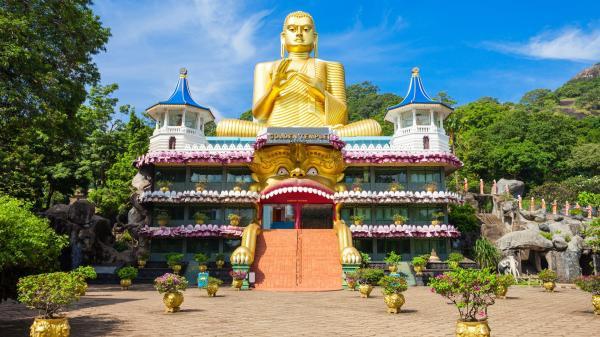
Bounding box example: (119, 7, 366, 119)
(226, 167, 253, 183)
(168, 136, 176, 149)
(375, 207, 407, 223)
(433, 111, 441, 127)
(408, 168, 442, 186)
(413, 239, 447, 256)
(155, 168, 186, 183)
(374, 168, 407, 184)
(341, 207, 371, 223)
(423, 136, 430, 150)
(190, 168, 222, 183)
(416, 109, 431, 125)
(376, 239, 410, 255)
(344, 168, 369, 183)
(150, 239, 184, 254)
(189, 206, 222, 223)
(186, 238, 219, 255)
(408, 206, 444, 224)
(401, 111, 413, 128)
(225, 207, 255, 226)
(353, 239, 373, 254)
(262, 204, 295, 229)
(168, 112, 183, 126)
(185, 112, 197, 129)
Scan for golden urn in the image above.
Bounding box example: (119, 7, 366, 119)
(229, 219, 240, 226)
(199, 264, 207, 272)
(346, 280, 357, 291)
(163, 292, 184, 313)
(592, 294, 600, 315)
(206, 283, 219, 297)
(359, 284, 373, 298)
(384, 293, 405, 314)
(388, 265, 398, 273)
(543, 281, 555, 292)
(232, 279, 243, 290)
(30, 317, 70, 337)
(455, 320, 490, 337)
(216, 260, 225, 269)
(172, 264, 182, 274)
(414, 266, 425, 276)
(158, 219, 168, 227)
(137, 259, 146, 269)
(495, 285, 508, 299)
(120, 279, 132, 290)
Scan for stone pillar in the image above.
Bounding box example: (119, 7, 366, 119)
(479, 179, 484, 194)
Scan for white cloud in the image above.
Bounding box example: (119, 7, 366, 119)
(487, 27, 600, 62)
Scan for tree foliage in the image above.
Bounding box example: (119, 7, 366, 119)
(346, 81, 402, 136)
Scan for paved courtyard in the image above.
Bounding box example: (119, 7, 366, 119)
(1, 284, 598, 337)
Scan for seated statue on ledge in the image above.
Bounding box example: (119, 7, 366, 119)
(216, 11, 381, 137)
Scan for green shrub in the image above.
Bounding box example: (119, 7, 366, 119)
(539, 232, 553, 240)
(574, 275, 600, 295)
(497, 274, 515, 288)
(578, 191, 600, 208)
(193, 253, 208, 264)
(117, 266, 138, 280)
(360, 252, 371, 268)
(474, 238, 501, 270)
(564, 235, 572, 243)
(378, 275, 408, 295)
(448, 204, 480, 233)
(384, 251, 402, 265)
(570, 208, 583, 216)
(166, 253, 184, 266)
(447, 252, 464, 263)
(207, 277, 223, 286)
(215, 253, 225, 262)
(113, 241, 129, 252)
(411, 256, 427, 267)
(583, 218, 600, 252)
(17, 272, 82, 318)
(72, 266, 97, 280)
(356, 268, 385, 285)
(538, 269, 557, 282)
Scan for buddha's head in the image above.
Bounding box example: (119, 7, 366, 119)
(281, 11, 317, 54)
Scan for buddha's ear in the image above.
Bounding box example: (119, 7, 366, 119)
(280, 33, 285, 59)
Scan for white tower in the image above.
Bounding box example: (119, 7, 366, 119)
(385, 67, 452, 152)
(146, 68, 215, 152)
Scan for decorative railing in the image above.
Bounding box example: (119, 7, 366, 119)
(139, 224, 243, 238)
(333, 190, 462, 204)
(350, 224, 460, 238)
(139, 189, 260, 204)
(152, 126, 199, 136)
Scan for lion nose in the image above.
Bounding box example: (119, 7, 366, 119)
(290, 168, 305, 177)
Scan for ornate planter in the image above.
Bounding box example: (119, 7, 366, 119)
(138, 259, 147, 269)
(393, 220, 404, 225)
(216, 260, 225, 269)
(232, 279, 243, 290)
(543, 281, 555, 292)
(388, 265, 398, 273)
(158, 219, 168, 227)
(229, 219, 240, 226)
(455, 320, 490, 337)
(233, 186, 242, 192)
(195, 220, 205, 225)
(195, 186, 205, 192)
(30, 317, 70, 337)
(172, 264, 182, 274)
(199, 264, 207, 272)
(413, 266, 425, 276)
(495, 285, 508, 299)
(160, 187, 169, 193)
(353, 220, 363, 226)
(359, 284, 373, 298)
(206, 283, 219, 297)
(163, 292, 184, 313)
(346, 280, 357, 291)
(120, 279, 132, 290)
(431, 220, 441, 226)
(384, 293, 405, 314)
(592, 294, 600, 315)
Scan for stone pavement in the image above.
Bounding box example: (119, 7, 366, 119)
(1, 285, 598, 337)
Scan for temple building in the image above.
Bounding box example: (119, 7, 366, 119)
(134, 11, 462, 291)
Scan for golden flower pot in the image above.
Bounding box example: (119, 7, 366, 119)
(394, 220, 404, 225)
(346, 280, 357, 291)
(158, 219, 168, 227)
(495, 285, 508, 299)
(592, 294, 600, 315)
(353, 220, 363, 226)
(359, 284, 373, 298)
(233, 186, 242, 192)
(206, 283, 219, 297)
(120, 279, 132, 290)
(216, 260, 225, 269)
(232, 279, 243, 290)
(163, 292, 184, 313)
(384, 293, 405, 314)
(195, 186, 204, 192)
(431, 220, 441, 226)
(543, 281, 555, 292)
(230, 219, 240, 226)
(160, 187, 169, 193)
(388, 265, 398, 273)
(30, 317, 70, 337)
(455, 320, 490, 337)
(414, 266, 424, 276)
(172, 264, 182, 274)
(199, 264, 207, 272)
(195, 220, 205, 225)
(138, 259, 146, 269)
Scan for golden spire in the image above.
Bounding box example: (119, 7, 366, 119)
(412, 67, 420, 77)
(179, 67, 188, 78)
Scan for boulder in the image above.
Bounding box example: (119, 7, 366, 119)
(538, 223, 550, 232)
(552, 236, 568, 251)
(497, 179, 525, 197)
(67, 200, 95, 226)
(519, 209, 546, 222)
(496, 229, 553, 251)
(547, 250, 581, 282)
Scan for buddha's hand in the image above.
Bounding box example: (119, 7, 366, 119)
(230, 246, 253, 265)
(341, 246, 362, 264)
(293, 72, 325, 102)
(270, 59, 291, 95)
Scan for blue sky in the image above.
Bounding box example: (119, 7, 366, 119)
(93, 0, 600, 120)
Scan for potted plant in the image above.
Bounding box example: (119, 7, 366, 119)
(345, 271, 358, 291)
(412, 256, 427, 276)
(350, 215, 364, 226)
(351, 178, 363, 192)
(495, 274, 515, 299)
(424, 182, 438, 192)
(193, 212, 207, 225)
(194, 253, 208, 272)
(430, 268, 499, 337)
(392, 214, 408, 225)
(360, 252, 371, 268)
(166, 253, 184, 274)
(17, 272, 83, 337)
(157, 180, 171, 193)
(378, 275, 408, 313)
(389, 182, 404, 192)
(574, 275, 600, 315)
(431, 211, 445, 226)
(195, 181, 206, 192)
(384, 251, 402, 273)
(446, 252, 464, 269)
(538, 268, 558, 292)
(72, 265, 97, 296)
(117, 266, 138, 290)
(230, 270, 247, 290)
(156, 209, 170, 227)
(154, 273, 188, 313)
(138, 252, 149, 269)
(215, 253, 226, 268)
(228, 213, 241, 226)
(206, 277, 223, 297)
(356, 268, 385, 298)
(233, 183, 243, 192)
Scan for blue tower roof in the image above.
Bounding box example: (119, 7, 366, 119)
(387, 67, 450, 110)
(148, 68, 210, 111)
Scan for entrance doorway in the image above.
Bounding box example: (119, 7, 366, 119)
(261, 203, 333, 229)
(301, 204, 333, 229)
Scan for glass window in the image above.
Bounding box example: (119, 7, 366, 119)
(376, 239, 410, 255)
(189, 206, 222, 223)
(343, 168, 369, 183)
(223, 239, 241, 253)
(225, 207, 255, 226)
(226, 167, 253, 183)
(416, 109, 430, 125)
(190, 168, 222, 183)
(341, 207, 371, 223)
(409, 206, 444, 223)
(262, 204, 295, 229)
(353, 239, 373, 254)
(433, 111, 441, 127)
(374, 168, 407, 184)
(186, 238, 219, 255)
(401, 111, 413, 128)
(150, 239, 184, 254)
(155, 168, 186, 183)
(185, 112, 197, 129)
(168, 112, 183, 126)
(375, 207, 407, 223)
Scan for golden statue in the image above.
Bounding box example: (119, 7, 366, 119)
(217, 11, 381, 137)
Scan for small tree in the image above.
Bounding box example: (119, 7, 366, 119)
(17, 272, 83, 319)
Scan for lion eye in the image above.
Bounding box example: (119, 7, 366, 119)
(277, 167, 289, 176)
(307, 167, 318, 176)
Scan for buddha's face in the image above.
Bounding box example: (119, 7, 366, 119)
(282, 15, 316, 53)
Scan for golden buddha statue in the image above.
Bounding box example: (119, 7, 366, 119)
(216, 11, 381, 137)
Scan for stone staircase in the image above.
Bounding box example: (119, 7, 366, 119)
(477, 213, 507, 242)
(253, 229, 342, 291)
